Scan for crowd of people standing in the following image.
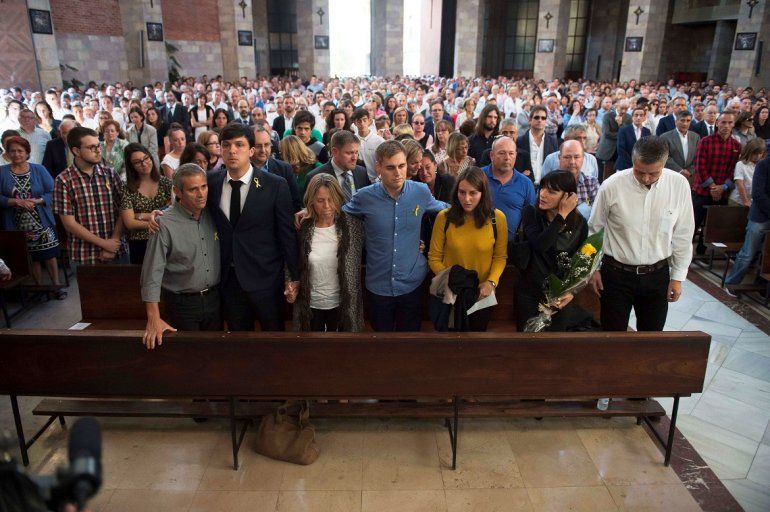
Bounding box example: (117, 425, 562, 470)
(1, 73, 768, 342)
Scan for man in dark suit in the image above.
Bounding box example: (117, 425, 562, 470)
(515, 105, 558, 185)
(272, 95, 297, 139)
(42, 119, 76, 178)
(595, 100, 631, 179)
(655, 96, 688, 136)
(616, 106, 652, 171)
(661, 110, 700, 185)
(250, 126, 302, 212)
(692, 104, 718, 138)
(160, 91, 190, 138)
(305, 130, 370, 201)
(208, 124, 299, 331)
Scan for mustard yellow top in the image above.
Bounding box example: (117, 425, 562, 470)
(428, 208, 508, 284)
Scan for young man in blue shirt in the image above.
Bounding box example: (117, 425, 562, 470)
(343, 140, 447, 331)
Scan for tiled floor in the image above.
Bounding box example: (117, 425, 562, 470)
(1, 273, 769, 510)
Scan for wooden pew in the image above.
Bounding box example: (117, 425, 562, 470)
(74, 264, 600, 332)
(0, 329, 710, 470)
(701, 205, 749, 286)
(0, 231, 34, 327)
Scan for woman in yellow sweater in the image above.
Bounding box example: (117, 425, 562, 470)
(428, 166, 508, 331)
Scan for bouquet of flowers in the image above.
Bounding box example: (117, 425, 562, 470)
(524, 229, 604, 332)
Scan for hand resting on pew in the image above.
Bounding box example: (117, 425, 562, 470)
(143, 302, 177, 349)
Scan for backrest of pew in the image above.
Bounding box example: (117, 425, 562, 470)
(77, 264, 600, 329)
(0, 231, 31, 279)
(0, 330, 710, 399)
(703, 205, 748, 244)
(763, 233, 770, 275)
(78, 264, 145, 320)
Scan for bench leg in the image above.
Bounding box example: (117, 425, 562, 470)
(444, 396, 460, 470)
(58, 415, 66, 428)
(664, 395, 680, 467)
(10, 395, 28, 466)
(1, 292, 11, 328)
(229, 397, 250, 471)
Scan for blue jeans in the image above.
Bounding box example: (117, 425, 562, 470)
(725, 220, 770, 285)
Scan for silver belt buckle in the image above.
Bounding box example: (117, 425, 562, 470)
(199, 288, 209, 295)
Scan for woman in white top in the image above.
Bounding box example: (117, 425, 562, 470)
(291, 174, 364, 332)
(455, 98, 476, 128)
(584, 108, 601, 155)
(729, 138, 766, 207)
(189, 95, 213, 141)
(160, 123, 186, 178)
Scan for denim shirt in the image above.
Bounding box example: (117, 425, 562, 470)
(343, 180, 447, 296)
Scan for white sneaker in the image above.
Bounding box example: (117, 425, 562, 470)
(723, 286, 738, 298)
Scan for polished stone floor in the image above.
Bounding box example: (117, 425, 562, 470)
(1, 272, 769, 511)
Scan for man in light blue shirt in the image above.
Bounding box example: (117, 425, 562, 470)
(596, 96, 613, 126)
(343, 140, 447, 331)
(541, 124, 599, 181)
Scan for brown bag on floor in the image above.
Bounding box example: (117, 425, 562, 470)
(254, 400, 319, 465)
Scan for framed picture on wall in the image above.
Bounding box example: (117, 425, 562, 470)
(314, 36, 330, 50)
(735, 32, 757, 51)
(625, 37, 643, 52)
(29, 9, 53, 35)
(238, 30, 253, 46)
(146, 22, 164, 42)
(537, 39, 554, 53)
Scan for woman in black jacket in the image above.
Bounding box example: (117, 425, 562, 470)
(516, 170, 592, 331)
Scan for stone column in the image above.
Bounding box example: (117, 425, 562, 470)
(708, 20, 735, 85)
(218, 0, 256, 80)
(453, 0, 484, 76)
(297, 0, 330, 78)
(28, 0, 63, 87)
(726, 0, 770, 88)
(371, 0, 403, 77)
(619, 0, 670, 82)
(120, 0, 168, 84)
(533, 0, 570, 80)
(584, 0, 628, 80)
(252, 0, 270, 76)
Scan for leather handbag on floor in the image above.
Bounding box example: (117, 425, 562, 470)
(254, 400, 320, 465)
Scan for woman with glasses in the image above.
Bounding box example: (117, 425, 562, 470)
(412, 113, 432, 149)
(0, 135, 63, 296)
(100, 120, 128, 181)
(438, 132, 475, 177)
(196, 130, 224, 171)
(120, 143, 172, 264)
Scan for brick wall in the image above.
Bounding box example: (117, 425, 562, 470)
(162, 0, 220, 41)
(51, 0, 122, 36)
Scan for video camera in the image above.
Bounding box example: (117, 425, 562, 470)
(0, 417, 102, 512)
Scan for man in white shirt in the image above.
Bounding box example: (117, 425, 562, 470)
(351, 107, 384, 182)
(17, 108, 51, 164)
(588, 136, 695, 331)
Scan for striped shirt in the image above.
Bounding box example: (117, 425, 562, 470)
(53, 164, 126, 264)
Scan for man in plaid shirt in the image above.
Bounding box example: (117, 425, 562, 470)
(691, 111, 740, 254)
(560, 140, 599, 219)
(54, 126, 127, 265)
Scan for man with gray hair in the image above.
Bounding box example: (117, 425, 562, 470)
(141, 163, 221, 349)
(541, 124, 600, 180)
(589, 136, 694, 332)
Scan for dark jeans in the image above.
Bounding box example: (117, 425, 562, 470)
(128, 240, 148, 265)
(162, 288, 222, 331)
(309, 307, 341, 332)
(692, 192, 728, 251)
(221, 271, 285, 331)
(600, 264, 670, 332)
(367, 286, 423, 332)
(429, 296, 493, 332)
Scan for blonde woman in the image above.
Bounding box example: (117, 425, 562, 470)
(438, 132, 475, 176)
(279, 135, 319, 194)
(293, 174, 365, 332)
(391, 106, 409, 127)
(196, 130, 224, 171)
(430, 119, 452, 165)
(393, 123, 415, 139)
(403, 139, 423, 180)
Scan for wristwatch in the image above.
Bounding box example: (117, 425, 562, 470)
(488, 280, 497, 288)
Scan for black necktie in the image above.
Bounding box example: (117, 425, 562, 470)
(708, 125, 713, 136)
(230, 180, 242, 227)
(167, 105, 173, 124)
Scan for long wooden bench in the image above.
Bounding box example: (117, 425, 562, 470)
(74, 264, 601, 332)
(699, 205, 749, 286)
(0, 329, 710, 470)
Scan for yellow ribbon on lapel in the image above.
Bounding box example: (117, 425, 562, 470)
(254, 177, 261, 189)
(413, 205, 420, 216)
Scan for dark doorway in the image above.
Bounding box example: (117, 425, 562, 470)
(439, 0, 457, 77)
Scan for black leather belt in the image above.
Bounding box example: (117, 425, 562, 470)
(164, 285, 218, 297)
(602, 255, 668, 275)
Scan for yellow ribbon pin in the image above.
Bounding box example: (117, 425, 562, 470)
(413, 205, 420, 216)
(254, 177, 261, 189)
(214, 231, 219, 241)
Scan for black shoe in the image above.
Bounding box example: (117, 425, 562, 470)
(695, 244, 707, 256)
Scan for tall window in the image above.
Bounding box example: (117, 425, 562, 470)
(503, 0, 539, 73)
(268, 0, 298, 75)
(566, 0, 590, 76)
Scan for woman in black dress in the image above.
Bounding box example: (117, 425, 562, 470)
(516, 170, 592, 331)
